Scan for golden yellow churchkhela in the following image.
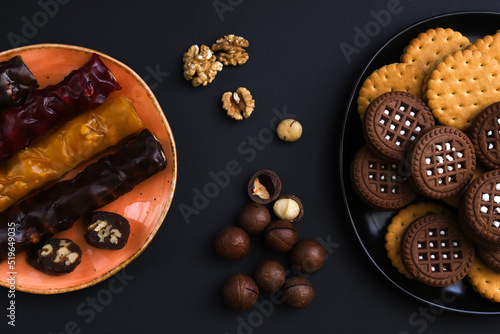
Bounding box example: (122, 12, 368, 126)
(0, 95, 146, 212)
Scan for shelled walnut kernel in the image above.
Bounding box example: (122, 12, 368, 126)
(222, 87, 255, 120)
(212, 34, 250, 66)
(182, 44, 223, 87)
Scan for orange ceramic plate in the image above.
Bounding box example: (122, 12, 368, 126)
(0, 44, 177, 294)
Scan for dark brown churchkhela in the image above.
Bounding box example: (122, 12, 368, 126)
(34, 238, 82, 275)
(0, 53, 120, 161)
(0, 56, 38, 111)
(85, 211, 131, 250)
(0, 129, 167, 261)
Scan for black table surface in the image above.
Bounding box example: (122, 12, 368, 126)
(2, 0, 500, 333)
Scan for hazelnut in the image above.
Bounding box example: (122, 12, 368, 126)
(277, 119, 303, 142)
(264, 220, 297, 253)
(254, 260, 286, 292)
(273, 195, 304, 223)
(238, 203, 271, 234)
(215, 226, 250, 260)
(290, 239, 326, 274)
(247, 170, 282, 204)
(223, 273, 259, 310)
(282, 276, 314, 308)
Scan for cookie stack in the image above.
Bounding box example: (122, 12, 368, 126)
(352, 27, 500, 301)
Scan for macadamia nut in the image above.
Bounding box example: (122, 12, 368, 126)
(277, 119, 303, 142)
(274, 198, 300, 221)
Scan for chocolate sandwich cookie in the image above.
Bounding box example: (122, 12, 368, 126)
(401, 214, 474, 287)
(459, 169, 500, 250)
(470, 101, 500, 170)
(477, 247, 500, 272)
(351, 145, 417, 210)
(363, 91, 435, 163)
(407, 126, 476, 199)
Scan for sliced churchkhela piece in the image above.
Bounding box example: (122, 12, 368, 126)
(0, 55, 38, 111)
(32, 238, 83, 275)
(0, 95, 145, 212)
(0, 129, 167, 261)
(0, 53, 120, 161)
(85, 211, 131, 250)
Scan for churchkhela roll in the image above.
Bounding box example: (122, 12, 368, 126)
(0, 53, 121, 161)
(0, 56, 38, 111)
(0, 95, 146, 212)
(0, 129, 167, 261)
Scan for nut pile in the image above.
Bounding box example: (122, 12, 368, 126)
(216, 170, 325, 310)
(182, 34, 249, 87)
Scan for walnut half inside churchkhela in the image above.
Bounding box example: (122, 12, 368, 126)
(85, 211, 130, 250)
(35, 238, 82, 275)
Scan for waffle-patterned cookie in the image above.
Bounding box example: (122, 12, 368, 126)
(363, 91, 435, 163)
(385, 202, 452, 279)
(459, 169, 500, 250)
(351, 145, 417, 210)
(401, 214, 475, 287)
(407, 126, 476, 199)
(470, 101, 500, 170)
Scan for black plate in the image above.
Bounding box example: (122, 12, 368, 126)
(340, 11, 500, 314)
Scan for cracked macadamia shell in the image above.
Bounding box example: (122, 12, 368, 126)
(247, 170, 282, 204)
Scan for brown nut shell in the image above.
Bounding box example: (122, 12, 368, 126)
(273, 194, 304, 222)
(290, 239, 326, 274)
(223, 273, 259, 310)
(282, 276, 314, 308)
(247, 170, 282, 204)
(264, 220, 297, 253)
(254, 260, 286, 292)
(238, 203, 271, 234)
(215, 226, 250, 260)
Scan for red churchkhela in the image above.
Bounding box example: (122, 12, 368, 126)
(0, 53, 121, 161)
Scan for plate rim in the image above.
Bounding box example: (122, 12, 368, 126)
(0, 43, 178, 294)
(340, 11, 500, 314)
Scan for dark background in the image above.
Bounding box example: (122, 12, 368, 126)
(1, 0, 500, 333)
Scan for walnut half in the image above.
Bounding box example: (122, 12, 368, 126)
(212, 35, 249, 66)
(183, 44, 223, 87)
(222, 87, 255, 120)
